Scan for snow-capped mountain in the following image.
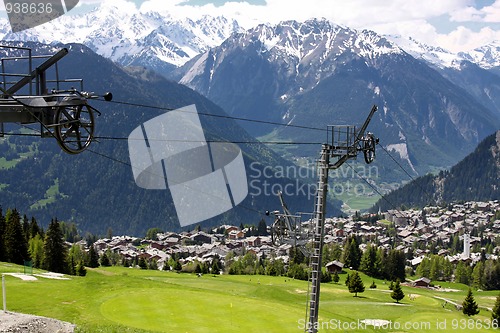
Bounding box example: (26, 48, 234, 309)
(177, 19, 405, 105)
(0, 0, 499, 76)
(0, 1, 243, 69)
(385, 35, 464, 69)
(1, 4, 499, 181)
(387, 35, 500, 71)
(0, 1, 498, 74)
(459, 41, 500, 69)
(173, 18, 500, 180)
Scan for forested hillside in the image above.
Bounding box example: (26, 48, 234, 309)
(0, 42, 335, 235)
(373, 130, 500, 211)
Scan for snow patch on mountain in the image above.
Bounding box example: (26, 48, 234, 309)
(386, 143, 417, 174)
(385, 35, 464, 69)
(0, 2, 242, 68)
(0, 2, 498, 72)
(459, 41, 500, 69)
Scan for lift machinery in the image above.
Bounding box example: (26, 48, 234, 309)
(0, 45, 111, 154)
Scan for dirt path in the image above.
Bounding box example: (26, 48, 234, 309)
(0, 311, 75, 333)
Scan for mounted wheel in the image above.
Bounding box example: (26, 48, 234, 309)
(363, 134, 376, 164)
(53, 103, 95, 154)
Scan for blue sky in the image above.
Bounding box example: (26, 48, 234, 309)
(2, 0, 500, 52)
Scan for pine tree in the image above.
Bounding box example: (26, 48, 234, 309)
(360, 244, 378, 277)
(391, 280, 405, 303)
(347, 271, 365, 297)
(76, 261, 87, 276)
(4, 209, 29, 265)
(383, 249, 406, 282)
(87, 245, 99, 268)
(492, 293, 500, 325)
(43, 219, 68, 274)
(138, 257, 148, 269)
(343, 237, 361, 270)
(462, 288, 480, 316)
(28, 234, 44, 268)
(211, 259, 220, 275)
(257, 219, 268, 236)
(332, 271, 340, 284)
(174, 259, 182, 272)
(455, 261, 468, 285)
(0, 208, 6, 261)
(29, 217, 41, 239)
(472, 261, 485, 289)
(100, 252, 111, 267)
(22, 215, 30, 243)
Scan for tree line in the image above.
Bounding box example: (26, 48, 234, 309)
(415, 254, 500, 291)
(0, 208, 87, 276)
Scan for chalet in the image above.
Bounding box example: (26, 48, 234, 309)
(325, 260, 344, 274)
(151, 241, 169, 251)
(413, 277, 431, 288)
(410, 256, 425, 267)
(245, 236, 261, 247)
(190, 232, 213, 244)
(222, 225, 240, 234)
(228, 230, 245, 240)
(331, 228, 344, 237)
(476, 202, 490, 212)
(386, 210, 409, 226)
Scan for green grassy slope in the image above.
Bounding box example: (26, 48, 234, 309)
(0, 263, 498, 332)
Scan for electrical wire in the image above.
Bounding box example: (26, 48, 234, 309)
(1, 131, 322, 146)
(343, 162, 402, 214)
(95, 135, 322, 145)
(99, 99, 328, 133)
(2, 101, 439, 221)
(8, 124, 268, 221)
(376, 142, 437, 206)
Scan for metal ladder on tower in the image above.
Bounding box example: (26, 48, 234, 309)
(304, 105, 379, 333)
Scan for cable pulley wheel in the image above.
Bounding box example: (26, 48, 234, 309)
(53, 103, 95, 154)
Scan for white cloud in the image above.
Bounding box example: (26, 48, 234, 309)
(450, 0, 500, 23)
(438, 26, 500, 52)
(123, 0, 500, 52)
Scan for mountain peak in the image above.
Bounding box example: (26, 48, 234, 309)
(461, 41, 500, 69)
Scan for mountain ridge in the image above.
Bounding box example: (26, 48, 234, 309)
(372, 130, 500, 211)
(172, 18, 500, 181)
(0, 41, 333, 235)
(0, 4, 499, 74)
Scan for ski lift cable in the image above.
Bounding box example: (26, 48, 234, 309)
(9, 124, 268, 221)
(343, 162, 407, 216)
(99, 99, 328, 132)
(376, 142, 436, 206)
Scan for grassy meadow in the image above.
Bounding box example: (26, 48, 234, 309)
(0, 262, 499, 332)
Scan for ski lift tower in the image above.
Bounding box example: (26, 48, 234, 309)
(306, 105, 379, 333)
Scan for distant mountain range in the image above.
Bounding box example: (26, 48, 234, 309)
(172, 19, 500, 181)
(372, 130, 500, 211)
(0, 3, 499, 223)
(0, 2, 499, 74)
(0, 42, 331, 235)
(0, 2, 243, 72)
